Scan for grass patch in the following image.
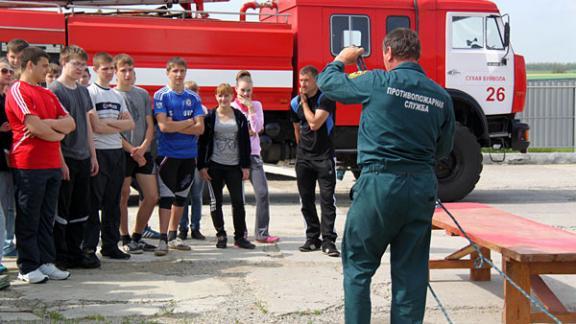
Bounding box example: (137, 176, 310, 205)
(254, 300, 269, 314)
(157, 300, 176, 316)
(84, 314, 107, 321)
(482, 147, 574, 153)
(527, 71, 576, 80)
(293, 309, 323, 316)
(47, 310, 66, 321)
(120, 318, 157, 324)
(527, 147, 574, 153)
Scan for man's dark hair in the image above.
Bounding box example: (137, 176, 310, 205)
(93, 52, 113, 68)
(19, 46, 49, 70)
(166, 56, 187, 71)
(7, 39, 29, 54)
(299, 65, 318, 78)
(383, 28, 421, 60)
(60, 45, 88, 64)
(113, 53, 134, 69)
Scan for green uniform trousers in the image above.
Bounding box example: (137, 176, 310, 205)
(342, 164, 437, 324)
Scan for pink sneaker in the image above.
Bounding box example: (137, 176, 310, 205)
(256, 236, 280, 244)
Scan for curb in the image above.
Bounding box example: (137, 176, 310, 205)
(482, 152, 576, 165)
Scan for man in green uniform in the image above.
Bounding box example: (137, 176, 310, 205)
(317, 28, 455, 323)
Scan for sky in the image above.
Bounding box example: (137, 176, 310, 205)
(33, 0, 575, 63)
(201, 0, 576, 63)
(491, 0, 576, 63)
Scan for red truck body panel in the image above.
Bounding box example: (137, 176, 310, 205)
(0, 9, 65, 44)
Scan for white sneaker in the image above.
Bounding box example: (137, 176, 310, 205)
(154, 240, 169, 257)
(18, 268, 49, 284)
(39, 263, 70, 280)
(168, 237, 191, 251)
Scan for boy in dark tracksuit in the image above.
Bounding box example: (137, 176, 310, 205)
(317, 29, 455, 324)
(290, 65, 339, 257)
(49, 46, 99, 269)
(86, 52, 135, 261)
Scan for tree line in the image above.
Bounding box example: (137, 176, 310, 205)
(527, 63, 576, 73)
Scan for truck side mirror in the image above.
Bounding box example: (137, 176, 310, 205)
(504, 22, 510, 47)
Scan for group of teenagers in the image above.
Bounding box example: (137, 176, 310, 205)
(2, 28, 455, 323)
(0, 38, 341, 286)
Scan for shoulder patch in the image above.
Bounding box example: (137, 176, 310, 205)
(348, 71, 368, 79)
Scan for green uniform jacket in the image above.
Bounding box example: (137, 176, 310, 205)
(317, 61, 455, 173)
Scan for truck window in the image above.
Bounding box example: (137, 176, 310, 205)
(451, 16, 484, 49)
(330, 15, 370, 57)
(386, 16, 410, 33)
(486, 16, 505, 50)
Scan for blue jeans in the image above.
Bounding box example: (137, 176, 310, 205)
(179, 169, 204, 232)
(0, 171, 16, 257)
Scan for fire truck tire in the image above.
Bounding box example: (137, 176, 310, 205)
(436, 123, 483, 202)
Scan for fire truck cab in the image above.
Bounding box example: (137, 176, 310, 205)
(0, 0, 529, 201)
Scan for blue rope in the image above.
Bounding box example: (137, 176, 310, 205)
(428, 282, 455, 324)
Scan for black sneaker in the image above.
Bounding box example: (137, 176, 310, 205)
(137, 240, 157, 252)
(191, 229, 206, 240)
(216, 236, 227, 249)
(234, 238, 256, 250)
(178, 230, 188, 240)
(322, 241, 340, 257)
(101, 248, 131, 260)
(299, 238, 322, 252)
(81, 252, 101, 269)
(122, 240, 143, 254)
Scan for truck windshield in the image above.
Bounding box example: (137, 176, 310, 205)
(451, 16, 484, 49)
(486, 16, 505, 50)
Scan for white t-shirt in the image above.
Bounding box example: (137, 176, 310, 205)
(88, 83, 129, 150)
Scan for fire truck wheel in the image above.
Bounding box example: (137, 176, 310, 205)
(436, 123, 483, 202)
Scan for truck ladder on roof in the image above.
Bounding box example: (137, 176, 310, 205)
(0, 0, 229, 9)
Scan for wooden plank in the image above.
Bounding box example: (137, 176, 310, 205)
(530, 261, 576, 275)
(470, 248, 491, 281)
(433, 203, 576, 262)
(503, 259, 531, 324)
(445, 245, 475, 260)
(531, 312, 576, 323)
(429, 259, 473, 269)
(530, 275, 568, 314)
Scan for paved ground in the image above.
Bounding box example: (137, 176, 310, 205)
(0, 164, 575, 323)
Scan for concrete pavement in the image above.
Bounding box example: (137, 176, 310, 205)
(0, 164, 574, 323)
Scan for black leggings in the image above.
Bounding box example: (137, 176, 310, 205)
(206, 162, 247, 241)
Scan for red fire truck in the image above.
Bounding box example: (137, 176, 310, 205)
(0, 0, 529, 201)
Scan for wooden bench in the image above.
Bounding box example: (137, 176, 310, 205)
(430, 202, 576, 323)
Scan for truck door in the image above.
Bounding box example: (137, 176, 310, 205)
(445, 13, 514, 115)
